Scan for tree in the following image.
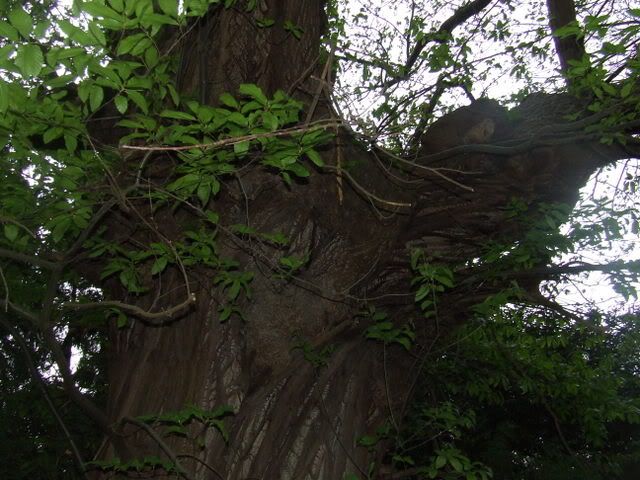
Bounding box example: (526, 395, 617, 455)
(1, 0, 639, 479)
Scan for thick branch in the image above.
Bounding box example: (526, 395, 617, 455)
(62, 294, 197, 325)
(514, 260, 640, 278)
(546, 0, 587, 80)
(0, 247, 59, 270)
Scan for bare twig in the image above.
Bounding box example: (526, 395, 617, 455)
(375, 146, 476, 192)
(383, 0, 495, 88)
(322, 165, 412, 208)
(176, 454, 224, 480)
(383, 344, 399, 432)
(0, 265, 8, 312)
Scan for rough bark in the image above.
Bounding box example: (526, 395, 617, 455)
(92, 2, 627, 479)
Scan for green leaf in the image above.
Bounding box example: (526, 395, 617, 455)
(151, 257, 168, 275)
(262, 111, 279, 131)
(435, 455, 447, 469)
(142, 13, 179, 27)
(167, 83, 180, 106)
(46, 74, 76, 88)
(43, 127, 64, 144)
(218, 305, 232, 322)
(228, 281, 241, 300)
(117, 32, 147, 56)
(8, 7, 32, 38)
(144, 45, 158, 67)
(306, 149, 324, 167)
(4, 224, 19, 242)
(197, 183, 211, 206)
(114, 94, 128, 114)
(81, 1, 123, 21)
(239, 83, 268, 105)
(117, 118, 145, 129)
(621, 82, 633, 99)
(64, 134, 78, 152)
(95, 65, 123, 87)
(256, 18, 276, 28)
(126, 90, 149, 114)
(219, 92, 239, 109)
(89, 85, 104, 111)
(130, 37, 153, 57)
(234, 140, 250, 156)
(52, 217, 72, 243)
(227, 112, 247, 126)
(109, 0, 125, 12)
(158, 0, 178, 17)
(357, 435, 378, 447)
(33, 20, 50, 38)
(0, 20, 19, 41)
(206, 212, 219, 224)
(168, 173, 200, 192)
(88, 20, 107, 46)
(283, 20, 303, 39)
(241, 100, 262, 114)
(287, 162, 310, 177)
(15, 44, 43, 77)
(59, 19, 94, 46)
(116, 311, 128, 328)
(449, 457, 463, 472)
(160, 110, 197, 121)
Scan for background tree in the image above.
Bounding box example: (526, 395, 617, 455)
(0, 0, 639, 479)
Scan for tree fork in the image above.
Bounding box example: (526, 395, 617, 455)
(90, 2, 630, 479)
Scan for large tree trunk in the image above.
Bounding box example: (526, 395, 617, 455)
(95, 2, 625, 478)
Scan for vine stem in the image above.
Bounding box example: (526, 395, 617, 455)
(121, 120, 340, 152)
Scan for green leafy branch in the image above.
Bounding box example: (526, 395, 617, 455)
(411, 249, 455, 319)
(362, 307, 416, 351)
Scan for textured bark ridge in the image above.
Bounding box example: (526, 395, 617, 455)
(177, 0, 326, 103)
(97, 2, 626, 479)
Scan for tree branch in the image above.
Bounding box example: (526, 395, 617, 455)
(514, 260, 640, 278)
(384, 0, 495, 88)
(0, 247, 59, 270)
(546, 0, 588, 82)
(62, 293, 197, 325)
